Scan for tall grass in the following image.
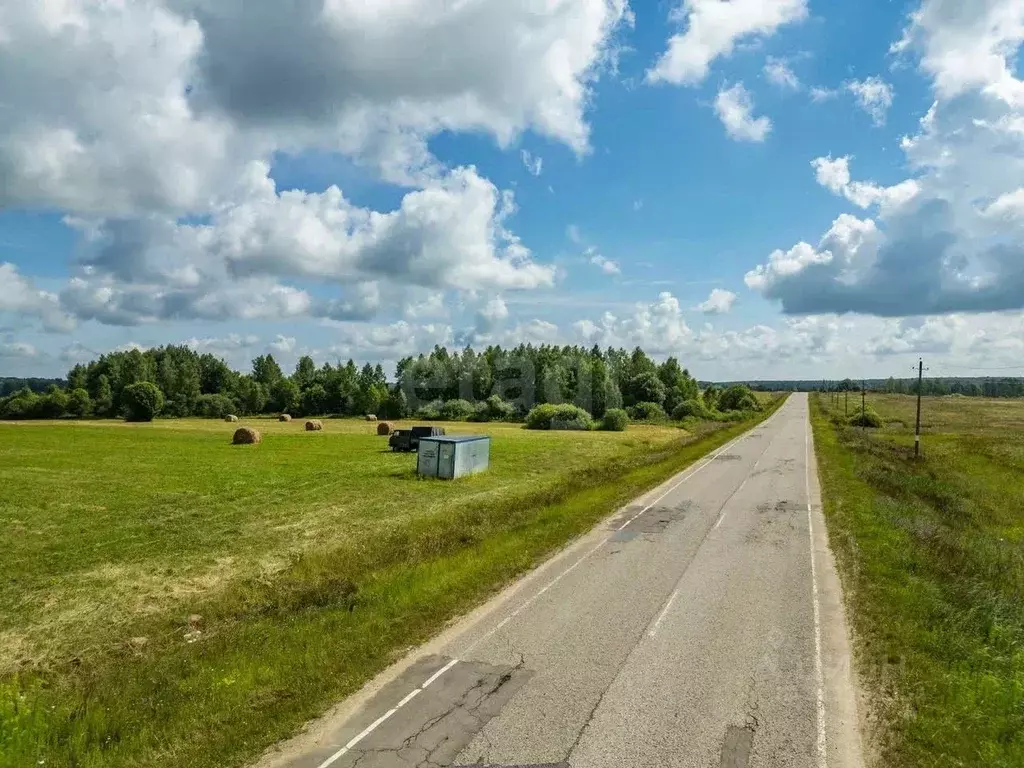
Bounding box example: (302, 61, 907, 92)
(812, 394, 1024, 767)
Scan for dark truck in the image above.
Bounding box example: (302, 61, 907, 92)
(388, 425, 446, 452)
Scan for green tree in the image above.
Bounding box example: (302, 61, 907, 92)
(251, 354, 283, 387)
(382, 388, 409, 419)
(198, 353, 235, 395)
(36, 385, 69, 418)
(122, 382, 164, 422)
(293, 355, 317, 390)
(626, 371, 666, 407)
(300, 384, 329, 416)
(66, 364, 88, 391)
(94, 375, 114, 417)
(270, 379, 300, 414)
(233, 377, 268, 415)
(67, 388, 92, 418)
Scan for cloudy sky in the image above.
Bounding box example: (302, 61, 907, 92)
(3, 0, 1024, 381)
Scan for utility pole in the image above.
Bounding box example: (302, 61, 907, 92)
(914, 358, 927, 458)
(861, 382, 866, 430)
(845, 389, 848, 418)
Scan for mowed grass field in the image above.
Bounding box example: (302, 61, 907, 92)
(811, 394, 1024, 767)
(0, 401, 782, 768)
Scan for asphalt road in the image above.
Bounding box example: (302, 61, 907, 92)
(261, 394, 863, 768)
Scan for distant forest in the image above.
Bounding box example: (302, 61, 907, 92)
(0, 377, 63, 397)
(0, 344, 708, 421)
(730, 378, 1024, 398)
(4, 349, 1020, 421)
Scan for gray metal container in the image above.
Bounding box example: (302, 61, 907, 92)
(416, 435, 491, 479)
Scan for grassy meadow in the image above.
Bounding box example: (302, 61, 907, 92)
(0, 400, 783, 768)
(812, 393, 1024, 767)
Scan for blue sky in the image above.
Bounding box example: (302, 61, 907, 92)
(3, 0, 1024, 381)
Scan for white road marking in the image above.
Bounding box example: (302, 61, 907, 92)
(805, 405, 829, 768)
(314, 658, 459, 768)
(464, 419, 777, 655)
(654, 409, 787, 635)
(316, 404, 790, 767)
(648, 585, 683, 637)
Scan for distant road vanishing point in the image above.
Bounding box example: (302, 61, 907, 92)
(260, 394, 864, 768)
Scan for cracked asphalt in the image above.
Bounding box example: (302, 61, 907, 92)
(261, 395, 863, 768)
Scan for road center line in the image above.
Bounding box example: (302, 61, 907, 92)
(464, 415, 779, 655)
(652, 410, 787, 636)
(805, 404, 829, 768)
(316, 405, 789, 767)
(314, 658, 459, 768)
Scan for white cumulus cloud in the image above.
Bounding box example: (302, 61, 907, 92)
(715, 83, 772, 142)
(845, 77, 894, 126)
(586, 248, 621, 275)
(764, 57, 801, 90)
(810, 156, 920, 211)
(521, 150, 543, 177)
(647, 0, 808, 86)
(696, 288, 738, 314)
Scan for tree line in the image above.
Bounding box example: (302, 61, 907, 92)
(0, 343, 748, 422)
(728, 377, 1024, 398)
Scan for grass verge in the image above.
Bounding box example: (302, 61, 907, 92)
(2, 396, 785, 768)
(811, 394, 1024, 768)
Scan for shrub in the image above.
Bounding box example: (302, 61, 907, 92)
(0, 388, 41, 419)
(194, 393, 236, 419)
(66, 388, 92, 418)
(600, 408, 629, 432)
(122, 382, 164, 422)
(469, 402, 491, 422)
(628, 401, 668, 422)
(702, 385, 721, 411)
(37, 385, 69, 418)
(718, 384, 761, 412)
(848, 407, 882, 428)
(469, 394, 517, 422)
(485, 394, 516, 420)
(672, 399, 711, 421)
(525, 403, 593, 431)
(414, 399, 444, 420)
(440, 399, 475, 421)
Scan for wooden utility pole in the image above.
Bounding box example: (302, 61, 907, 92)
(914, 358, 925, 457)
(861, 382, 866, 430)
(845, 389, 848, 418)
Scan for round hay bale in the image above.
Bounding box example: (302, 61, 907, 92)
(232, 427, 262, 445)
(377, 421, 394, 436)
(364, 414, 377, 422)
(224, 414, 238, 423)
(278, 414, 292, 422)
(305, 419, 323, 432)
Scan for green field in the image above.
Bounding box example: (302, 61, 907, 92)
(0, 403, 781, 767)
(811, 394, 1024, 767)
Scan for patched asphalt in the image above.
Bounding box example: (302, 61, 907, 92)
(262, 395, 863, 768)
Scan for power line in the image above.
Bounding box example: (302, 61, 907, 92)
(929, 363, 1024, 372)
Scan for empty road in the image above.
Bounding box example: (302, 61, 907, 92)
(262, 394, 863, 768)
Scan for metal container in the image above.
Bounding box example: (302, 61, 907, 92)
(416, 435, 491, 479)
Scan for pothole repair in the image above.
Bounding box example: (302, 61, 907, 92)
(719, 724, 756, 768)
(317, 656, 532, 768)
